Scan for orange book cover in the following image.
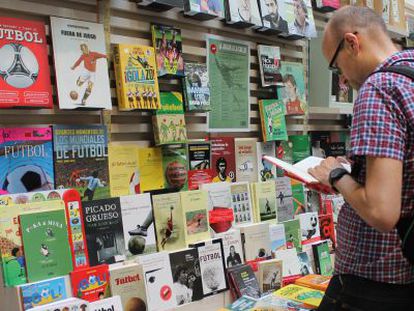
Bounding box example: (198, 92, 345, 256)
(295, 274, 331, 292)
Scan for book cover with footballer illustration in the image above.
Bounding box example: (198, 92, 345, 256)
(210, 137, 236, 183)
(187, 141, 213, 190)
(183, 63, 211, 112)
(109, 263, 147, 310)
(256, 141, 276, 182)
(70, 264, 110, 302)
(258, 45, 283, 87)
(258, 99, 288, 142)
(277, 62, 306, 115)
(283, 219, 302, 251)
(53, 125, 110, 201)
(19, 276, 71, 310)
(113, 44, 160, 110)
(19, 209, 73, 283)
(251, 181, 277, 223)
(0, 17, 52, 108)
(0, 200, 64, 287)
(269, 223, 287, 254)
(152, 92, 187, 145)
(82, 197, 125, 266)
(0, 127, 54, 194)
(120, 194, 157, 258)
(152, 192, 186, 251)
(50, 17, 111, 110)
(151, 24, 184, 77)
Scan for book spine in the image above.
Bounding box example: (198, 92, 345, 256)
(312, 244, 321, 275)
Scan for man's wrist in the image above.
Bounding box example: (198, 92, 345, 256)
(329, 167, 350, 192)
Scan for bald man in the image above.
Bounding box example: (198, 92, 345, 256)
(308, 6, 414, 310)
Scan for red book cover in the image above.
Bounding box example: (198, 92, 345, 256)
(210, 137, 236, 182)
(319, 213, 336, 248)
(0, 17, 52, 108)
(70, 264, 110, 302)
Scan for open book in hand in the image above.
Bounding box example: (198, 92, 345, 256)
(263, 155, 351, 194)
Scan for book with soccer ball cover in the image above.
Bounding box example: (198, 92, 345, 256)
(151, 24, 184, 77)
(50, 17, 112, 110)
(19, 209, 73, 283)
(53, 125, 110, 201)
(169, 248, 203, 305)
(0, 127, 54, 194)
(81, 197, 125, 266)
(120, 194, 157, 258)
(109, 263, 147, 310)
(258, 99, 288, 142)
(152, 92, 187, 145)
(183, 63, 211, 112)
(296, 212, 321, 245)
(152, 192, 186, 252)
(0, 200, 64, 287)
(210, 136, 236, 182)
(137, 147, 165, 193)
(70, 264, 110, 302)
(108, 144, 140, 197)
(258, 45, 283, 87)
(187, 141, 213, 190)
(113, 44, 160, 110)
(162, 144, 188, 191)
(0, 17, 53, 108)
(89, 296, 122, 311)
(18, 276, 71, 311)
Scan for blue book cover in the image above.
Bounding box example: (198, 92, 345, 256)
(0, 127, 54, 194)
(20, 276, 70, 310)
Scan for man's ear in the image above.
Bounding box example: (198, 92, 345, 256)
(344, 32, 360, 55)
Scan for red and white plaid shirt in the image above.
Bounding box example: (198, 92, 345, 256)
(335, 50, 414, 284)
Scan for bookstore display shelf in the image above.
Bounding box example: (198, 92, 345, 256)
(308, 106, 353, 115)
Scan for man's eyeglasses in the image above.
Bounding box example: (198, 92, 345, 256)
(328, 31, 358, 75)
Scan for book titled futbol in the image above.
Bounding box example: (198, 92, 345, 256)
(0, 17, 52, 108)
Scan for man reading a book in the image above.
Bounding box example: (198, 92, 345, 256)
(309, 6, 414, 310)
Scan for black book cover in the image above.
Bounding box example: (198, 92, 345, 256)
(82, 197, 125, 266)
(169, 248, 203, 304)
(227, 264, 260, 299)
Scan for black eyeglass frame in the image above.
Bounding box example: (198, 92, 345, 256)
(328, 31, 358, 75)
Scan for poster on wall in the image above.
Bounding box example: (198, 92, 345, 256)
(207, 35, 250, 132)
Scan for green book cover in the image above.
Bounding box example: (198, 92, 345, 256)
(276, 140, 293, 177)
(162, 145, 188, 191)
(152, 92, 187, 145)
(20, 210, 73, 283)
(283, 219, 301, 252)
(289, 135, 310, 163)
(314, 241, 333, 276)
(259, 99, 288, 142)
(291, 180, 306, 215)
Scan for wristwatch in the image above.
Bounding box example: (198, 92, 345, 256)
(328, 167, 349, 192)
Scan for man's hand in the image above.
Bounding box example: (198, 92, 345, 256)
(308, 156, 347, 186)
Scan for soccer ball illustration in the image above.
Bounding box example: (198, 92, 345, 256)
(70, 90, 79, 100)
(0, 43, 39, 88)
(2, 164, 52, 193)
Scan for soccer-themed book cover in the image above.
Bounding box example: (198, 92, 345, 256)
(226, 0, 262, 27)
(184, 0, 225, 19)
(210, 137, 236, 182)
(0, 127, 54, 194)
(50, 17, 112, 110)
(227, 264, 260, 299)
(213, 229, 244, 269)
(89, 296, 122, 311)
(113, 44, 160, 110)
(81, 197, 125, 266)
(0, 17, 52, 108)
(187, 141, 213, 190)
(53, 125, 110, 202)
(258, 99, 288, 142)
(297, 212, 321, 245)
(240, 222, 271, 262)
(183, 63, 211, 112)
(27, 298, 89, 310)
(252, 181, 277, 223)
(230, 182, 254, 225)
(70, 264, 110, 302)
(151, 24, 184, 77)
(234, 138, 258, 183)
(19, 276, 71, 310)
(256, 141, 276, 182)
(257, 45, 283, 87)
(137, 147, 165, 193)
(19, 209, 73, 283)
(162, 144, 188, 191)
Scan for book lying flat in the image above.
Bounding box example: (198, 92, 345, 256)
(263, 156, 351, 194)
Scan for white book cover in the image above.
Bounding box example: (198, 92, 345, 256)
(109, 263, 147, 310)
(89, 296, 122, 311)
(296, 212, 321, 245)
(213, 229, 244, 268)
(269, 223, 286, 253)
(257, 142, 276, 182)
(136, 252, 177, 311)
(120, 194, 157, 258)
(50, 17, 112, 110)
(240, 222, 271, 261)
(195, 239, 227, 296)
(274, 248, 301, 277)
(228, 0, 262, 25)
(235, 138, 258, 183)
(230, 182, 254, 226)
(275, 176, 294, 222)
(29, 298, 88, 311)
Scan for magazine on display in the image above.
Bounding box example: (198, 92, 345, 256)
(183, 63, 211, 112)
(184, 0, 225, 19)
(280, 0, 317, 39)
(50, 17, 112, 110)
(258, 0, 290, 33)
(0, 17, 52, 108)
(226, 0, 262, 27)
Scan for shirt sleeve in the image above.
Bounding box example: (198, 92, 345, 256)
(350, 82, 406, 161)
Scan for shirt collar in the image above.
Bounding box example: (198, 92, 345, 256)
(374, 50, 414, 72)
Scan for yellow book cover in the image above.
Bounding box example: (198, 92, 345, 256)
(180, 190, 210, 245)
(108, 144, 140, 197)
(137, 147, 165, 192)
(113, 44, 160, 110)
(152, 192, 186, 252)
(249, 183, 258, 222)
(252, 181, 277, 223)
(275, 284, 324, 308)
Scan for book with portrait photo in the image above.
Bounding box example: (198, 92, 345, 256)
(226, 0, 262, 27)
(183, 63, 211, 112)
(184, 0, 225, 20)
(213, 229, 244, 268)
(210, 136, 236, 182)
(258, 0, 290, 33)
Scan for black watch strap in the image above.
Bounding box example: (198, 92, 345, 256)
(329, 167, 349, 192)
